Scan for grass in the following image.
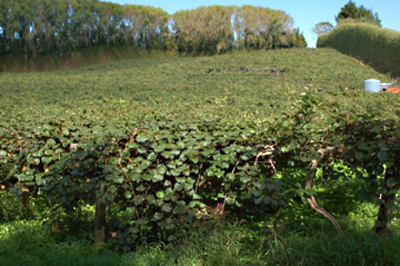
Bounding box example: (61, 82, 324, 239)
(1, 207, 400, 266)
(1, 172, 399, 266)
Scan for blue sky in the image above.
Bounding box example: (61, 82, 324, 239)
(102, 0, 399, 48)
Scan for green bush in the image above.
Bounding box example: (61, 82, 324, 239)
(0, 113, 284, 250)
(317, 23, 400, 78)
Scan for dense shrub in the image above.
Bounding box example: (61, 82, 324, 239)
(317, 23, 400, 78)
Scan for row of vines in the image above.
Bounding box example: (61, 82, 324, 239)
(1, 90, 399, 250)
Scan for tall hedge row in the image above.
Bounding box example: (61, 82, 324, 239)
(317, 23, 400, 78)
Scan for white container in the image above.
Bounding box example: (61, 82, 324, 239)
(363, 79, 381, 92)
(380, 83, 391, 91)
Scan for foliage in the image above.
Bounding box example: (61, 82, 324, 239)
(335, 1, 381, 27)
(312, 22, 334, 37)
(291, 28, 308, 48)
(317, 23, 400, 78)
(0, 49, 399, 250)
(0, 2, 307, 66)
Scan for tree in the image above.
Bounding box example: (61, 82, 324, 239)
(172, 6, 233, 53)
(312, 22, 334, 37)
(291, 28, 307, 48)
(335, 1, 381, 27)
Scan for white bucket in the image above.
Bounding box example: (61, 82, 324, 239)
(363, 79, 381, 93)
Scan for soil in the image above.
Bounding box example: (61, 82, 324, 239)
(386, 86, 400, 94)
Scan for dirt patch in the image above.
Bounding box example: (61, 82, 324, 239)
(386, 86, 400, 94)
(206, 66, 286, 74)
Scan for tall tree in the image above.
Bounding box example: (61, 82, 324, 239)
(291, 28, 307, 48)
(99, 2, 123, 45)
(121, 5, 143, 47)
(0, 0, 11, 53)
(139, 6, 170, 49)
(173, 6, 233, 53)
(335, 1, 381, 27)
(0, 2, 304, 56)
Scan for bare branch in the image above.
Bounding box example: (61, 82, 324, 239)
(306, 147, 343, 234)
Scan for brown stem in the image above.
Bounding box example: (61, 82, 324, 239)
(22, 187, 30, 209)
(195, 163, 203, 193)
(374, 166, 398, 234)
(306, 150, 343, 234)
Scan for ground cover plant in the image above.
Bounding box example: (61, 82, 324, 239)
(1, 48, 399, 265)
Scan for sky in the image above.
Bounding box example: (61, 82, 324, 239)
(101, 0, 399, 48)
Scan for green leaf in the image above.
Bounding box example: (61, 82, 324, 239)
(184, 215, 193, 223)
(33, 150, 44, 158)
(138, 217, 149, 225)
(161, 204, 172, 213)
(124, 191, 132, 199)
(127, 142, 137, 148)
(156, 191, 165, 199)
(61, 176, 70, 184)
(130, 174, 141, 182)
(148, 152, 157, 161)
(153, 174, 164, 182)
(111, 176, 124, 184)
(386, 178, 399, 188)
(137, 135, 153, 143)
(137, 147, 147, 154)
(167, 235, 177, 241)
(158, 165, 168, 175)
(378, 151, 389, 162)
(153, 145, 165, 153)
(173, 205, 187, 214)
(174, 183, 183, 191)
(134, 195, 145, 205)
(355, 151, 364, 160)
(154, 212, 163, 220)
(42, 156, 53, 164)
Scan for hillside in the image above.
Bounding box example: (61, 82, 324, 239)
(0, 48, 393, 123)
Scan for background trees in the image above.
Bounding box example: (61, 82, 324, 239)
(312, 22, 334, 37)
(0, 1, 307, 57)
(335, 0, 381, 27)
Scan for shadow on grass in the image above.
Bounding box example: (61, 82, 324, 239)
(1, 216, 400, 266)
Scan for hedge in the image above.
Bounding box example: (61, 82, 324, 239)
(317, 23, 400, 78)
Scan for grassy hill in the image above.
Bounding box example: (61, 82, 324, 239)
(0, 48, 393, 123)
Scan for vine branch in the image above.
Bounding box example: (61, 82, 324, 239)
(306, 147, 342, 234)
